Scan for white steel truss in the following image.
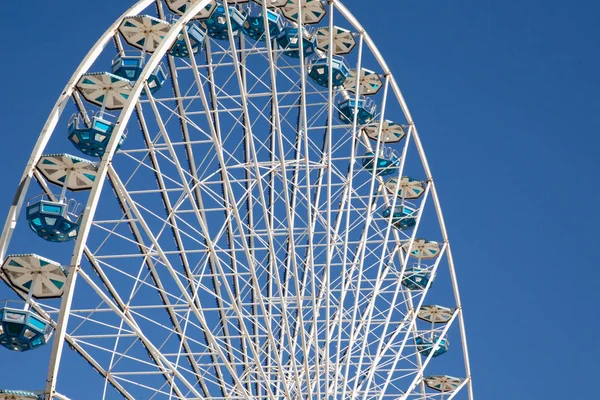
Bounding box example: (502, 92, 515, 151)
(0, 0, 473, 399)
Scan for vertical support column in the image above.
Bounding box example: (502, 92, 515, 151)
(43, 264, 80, 398)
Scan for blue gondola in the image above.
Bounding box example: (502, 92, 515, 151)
(276, 26, 317, 58)
(111, 54, 143, 81)
(0, 303, 53, 352)
(0, 390, 43, 400)
(382, 205, 417, 231)
(199, 5, 246, 40)
(111, 53, 167, 95)
(244, 8, 285, 41)
(170, 22, 207, 58)
(338, 96, 376, 124)
(308, 56, 350, 87)
(25, 195, 82, 243)
(361, 151, 399, 176)
(416, 335, 449, 358)
(402, 267, 433, 290)
(68, 113, 126, 158)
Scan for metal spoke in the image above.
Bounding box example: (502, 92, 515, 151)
(0, 1, 474, 399)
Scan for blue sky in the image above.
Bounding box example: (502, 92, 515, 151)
(0, 0, 599, 398)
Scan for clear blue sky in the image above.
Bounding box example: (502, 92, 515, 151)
(0, 0, 599, 398)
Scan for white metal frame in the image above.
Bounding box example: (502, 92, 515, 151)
(0, 0, 473, 399)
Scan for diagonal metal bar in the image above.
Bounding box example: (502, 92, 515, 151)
(32, 170, 187, 399)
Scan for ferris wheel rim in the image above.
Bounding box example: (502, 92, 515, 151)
(0, 0, 156, 262)
(0, 1, 474, 399)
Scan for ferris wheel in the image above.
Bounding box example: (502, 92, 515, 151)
(0, 1, 473, 399)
